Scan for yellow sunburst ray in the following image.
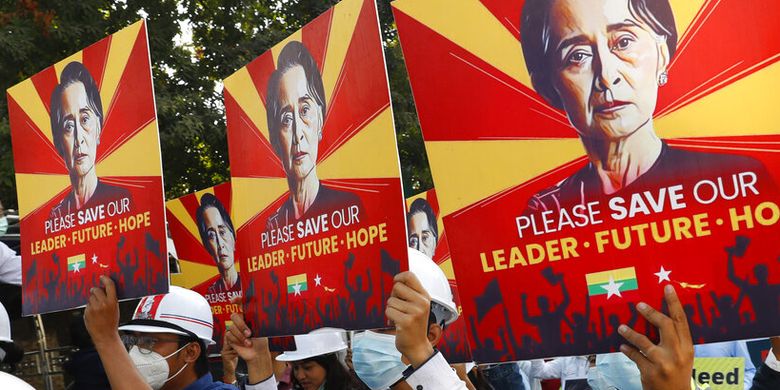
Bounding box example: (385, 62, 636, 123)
(171, 260, 222, 289)
(224, 68, 270, 142)
(231, 177, 290, 229)
(426, 139, 585, 217)
(166, 198, 201, 244)
(670, 0, 708, 44)
(15, 173, 70, 219)
(100, 20, 144, 111)
(655, 60, 780, 139)
(439, 257, 455, 280)
(6, 79, 54, 145)
(317, 108, 400, 180)
(96, 120, 162, 177)
(393, 0, 531, 88)
(321, 0, 363, 101)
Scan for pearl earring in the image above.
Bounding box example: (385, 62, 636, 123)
(658, 72, 668, 86)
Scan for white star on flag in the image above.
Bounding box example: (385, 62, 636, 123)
(314, 274, 322, 286)
(91, 254, 98, 264)
(654, 266, 672, 283)
(601, 276, 623, 299)
(72, 263, 81, 273)
(293, 283, 302, 296)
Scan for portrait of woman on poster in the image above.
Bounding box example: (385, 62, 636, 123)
(265, 41, 362, 230)
(49, 61, 132, 219)
(520, 0, 768, 212)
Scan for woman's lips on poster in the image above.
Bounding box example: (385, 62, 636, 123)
(293, 151, 307, 161)
(594, 100, 631, 114)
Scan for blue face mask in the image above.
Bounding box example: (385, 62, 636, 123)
(351, 331, 407, 390)
(587, 353, 642, 390)
(0, 217, 7, 236)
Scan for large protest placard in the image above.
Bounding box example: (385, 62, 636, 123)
(405, 189, 472, 363)
(166, 182, 239, 352)
(393, 0, 780, 361)
(7, 20, 167, 315)
(224, 0, 408, 336)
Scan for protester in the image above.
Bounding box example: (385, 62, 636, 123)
(478, 362, 527, 389)
(63, 309, 111, 389)
(0, 240, 21, 286)
(527, 356, 589, 382)
(274, 329, 364, 390)
(694, 341, 756, 389)
(751, 337, 780, 389)
(587, 352, 642, 390)
(84, 277, 269, 389)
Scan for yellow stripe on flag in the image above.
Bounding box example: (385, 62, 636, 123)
(585, 267, 636, 286)
(67, 254, 86, 264)
(287, 273, 307, 285)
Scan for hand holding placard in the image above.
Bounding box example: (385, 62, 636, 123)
(386, 271, 435, 368)
(618, 285, 694, 390)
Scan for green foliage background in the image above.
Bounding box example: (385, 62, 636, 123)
(0, 0, 432, 210)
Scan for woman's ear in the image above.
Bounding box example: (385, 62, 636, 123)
(656, 36, 671, 79)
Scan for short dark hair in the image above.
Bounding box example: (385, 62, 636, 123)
(292, 353, 363, 390)
(520, 0, 677, 109)
(195, 193, 234, 256)
(266, 41, 326, 155)
(407, 198, 438, 241)
(50, 61, 104, 156)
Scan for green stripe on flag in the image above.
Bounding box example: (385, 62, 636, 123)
(587, 279, 638, 296)
(287, 282, 308, 294)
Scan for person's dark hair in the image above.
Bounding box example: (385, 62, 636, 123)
(266, 41, 326, 154)
(0, 341, 24, 369)
(177, 337, 209, 378)
(50, 61, 104, 156)
(407, 198, 438, 241)
(520, 0, 677, 109)
(291, 353, 363, 390)
(195, 193, 235, 256)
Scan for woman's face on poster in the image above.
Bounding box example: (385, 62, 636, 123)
(548, 0, 668, 140)
(275, 65, 323, 182)
(58, 81, 101, 179)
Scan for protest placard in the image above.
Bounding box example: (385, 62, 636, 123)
(7, 20, 167, 314)
(167, 182, 239, 352)
(224, 0, 408, 336)
(393, 0, 780, 361)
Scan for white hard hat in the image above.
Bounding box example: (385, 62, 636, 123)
(119, 286, 215, 345)
(0, 302, 11, 342)
(276, 328, 348, 362)
(408, 248, 458, 325)
(0, 372, 35, 389)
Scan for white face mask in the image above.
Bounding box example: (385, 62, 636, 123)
(0, 217, 7, 236)
(129, 344, 189, 390)
(351, 331, 407, 390)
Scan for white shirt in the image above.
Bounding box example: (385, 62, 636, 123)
(527, 356, 590, 380)
(0, 241, 21, 286)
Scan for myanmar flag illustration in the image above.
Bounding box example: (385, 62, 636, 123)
(586, 267, 639, 303)
(67, 254, 86, 274)
(287, 274, 308, 295)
